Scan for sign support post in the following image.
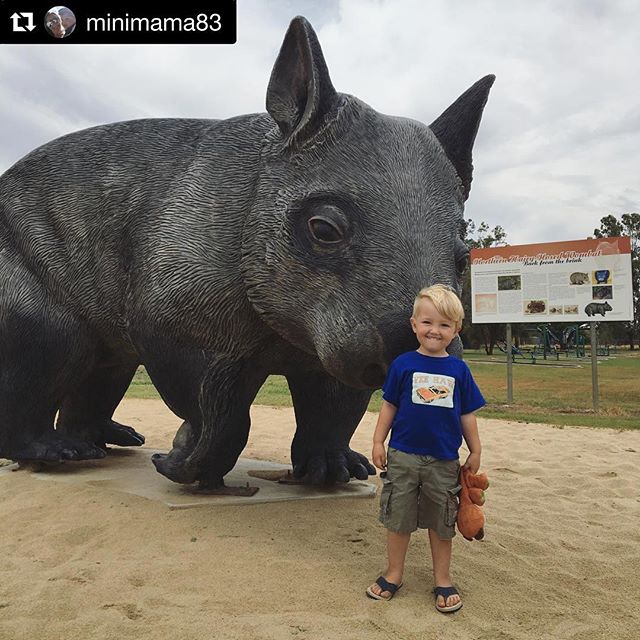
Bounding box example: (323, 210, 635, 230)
(506, 323, 513, 403)
(590, 322, 599, 411)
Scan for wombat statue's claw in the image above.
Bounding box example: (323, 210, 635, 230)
(293, 448, 375, 485)
(99, 421, 145, 448)
(347, 449, 376, 479)
(10, 433, 107, 462)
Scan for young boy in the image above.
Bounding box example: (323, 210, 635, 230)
(366, 284, 485, 613)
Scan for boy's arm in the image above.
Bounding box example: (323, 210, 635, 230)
(461, 412, 482, 473)
(372, 400, 397, 470)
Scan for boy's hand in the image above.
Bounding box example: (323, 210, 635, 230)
(463, 452, 481, 474)
(372, 442, 387, 470)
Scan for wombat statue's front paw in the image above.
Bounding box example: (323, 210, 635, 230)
(10, 433, 107, 462)
(57, 418, 144, 450)
(293, 448, 375, 485)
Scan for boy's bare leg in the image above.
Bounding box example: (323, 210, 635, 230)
(428, 529, 461, 608)
(369, 531, 411, 597)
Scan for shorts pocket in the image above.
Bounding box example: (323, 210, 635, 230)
(445, 485, 461, 527)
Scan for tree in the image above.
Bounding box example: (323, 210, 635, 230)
(593, 213, 640, 349)
(460, 219, 508, 355)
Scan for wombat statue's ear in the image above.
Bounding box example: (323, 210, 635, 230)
(429, 74, 495, 200)
(266, 16, 339, 146)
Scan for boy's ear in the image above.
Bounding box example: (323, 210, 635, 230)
(410, 316, 417, 332)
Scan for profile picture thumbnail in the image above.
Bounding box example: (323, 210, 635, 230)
(45, 6, 77, 39)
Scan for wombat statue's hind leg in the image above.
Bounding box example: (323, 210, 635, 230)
(0, 260, 106, 462)
(287, 371, 376, 485)
(56, 359, 144, 449)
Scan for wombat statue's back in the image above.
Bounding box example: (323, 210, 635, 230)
(2, 116, 266, 334)
(0, 17, 494, 488)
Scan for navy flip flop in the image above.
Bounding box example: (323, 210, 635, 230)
(433, 585, 463, 613)
(366, 576, 403, 601)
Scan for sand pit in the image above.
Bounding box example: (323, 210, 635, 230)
(1, 399, 639, 640)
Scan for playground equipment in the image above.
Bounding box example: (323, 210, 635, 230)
(536, 325, 561, 359)
(499, 324, 600, 362)
(535, 324, 587, 359)
(499, 324, 613, 363)
(562, 325, 586, 357)
(497, 341, 537, 363)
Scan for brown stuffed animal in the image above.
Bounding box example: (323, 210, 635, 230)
(456, 468, 489, 541)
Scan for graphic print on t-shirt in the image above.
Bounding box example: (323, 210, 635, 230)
(412, 372, 455, 408)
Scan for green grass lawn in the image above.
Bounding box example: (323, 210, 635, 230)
(126, 349, 640, 430)
(462, 349, 640, 429)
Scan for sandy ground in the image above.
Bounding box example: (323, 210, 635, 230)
(1, 399, 639, 640)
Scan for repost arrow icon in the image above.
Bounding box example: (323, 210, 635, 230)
(10, 12, 36, 32)
(24, 12, 35, 31)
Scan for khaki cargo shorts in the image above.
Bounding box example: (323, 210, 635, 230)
(378, 447, 461, 539)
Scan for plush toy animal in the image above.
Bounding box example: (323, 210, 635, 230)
(456, 468, 489, 540)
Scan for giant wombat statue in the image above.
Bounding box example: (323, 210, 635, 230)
(0, 17, 494, 488)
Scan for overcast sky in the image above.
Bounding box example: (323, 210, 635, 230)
(1, 0, 638, 245)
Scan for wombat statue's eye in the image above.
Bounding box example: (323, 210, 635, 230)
(308, 216, 344, 243)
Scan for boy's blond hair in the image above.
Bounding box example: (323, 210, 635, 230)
(412, 284, 464, 331)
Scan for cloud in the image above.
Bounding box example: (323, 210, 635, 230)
(1, 0, 638, 244)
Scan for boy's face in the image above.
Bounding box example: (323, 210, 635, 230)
(410, 298, 458, 357)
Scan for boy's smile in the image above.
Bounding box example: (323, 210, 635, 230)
(410, 298, 458, 357)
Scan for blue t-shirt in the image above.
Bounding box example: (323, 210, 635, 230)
(382, 351, 485, 460)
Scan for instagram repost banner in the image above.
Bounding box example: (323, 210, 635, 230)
(1, 0, 236, 44)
